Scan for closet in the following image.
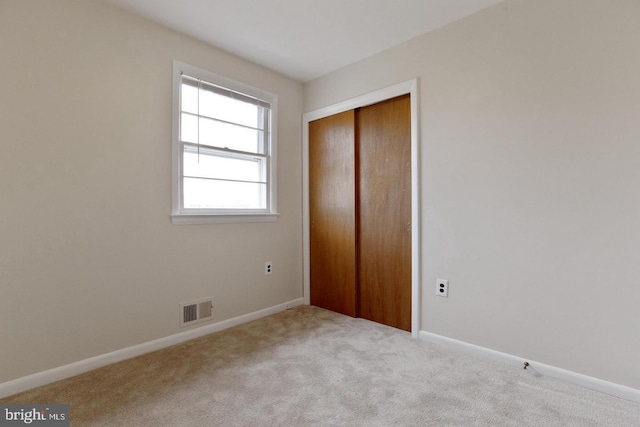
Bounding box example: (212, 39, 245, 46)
(309, 94, 411, 331)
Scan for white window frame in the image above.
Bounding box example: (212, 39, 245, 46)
(171, 61, 278, 225)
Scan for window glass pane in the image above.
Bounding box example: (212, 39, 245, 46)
(198, 117, 263, 153)
(183, 178, 266, 210)
(181, 113, 198, 143)
(181, 83, 198, 114)
(183, 148, 265, 182)
(199, 90, 260, 128)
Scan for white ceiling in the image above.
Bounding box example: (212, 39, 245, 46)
(101, 0, 503, 82)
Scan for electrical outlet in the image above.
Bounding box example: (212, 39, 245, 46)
(265, 262, 273, 275)
(436, 279, 449, 297)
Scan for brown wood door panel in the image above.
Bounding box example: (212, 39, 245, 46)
(309, 111, 357, 317)
(357, 94, 412, 331)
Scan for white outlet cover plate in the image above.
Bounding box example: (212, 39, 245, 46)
(437, 279, 449, 297)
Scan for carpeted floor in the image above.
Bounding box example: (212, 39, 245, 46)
(2, 306, 639, 426)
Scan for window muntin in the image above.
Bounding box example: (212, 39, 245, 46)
(172, 63, 277, 221)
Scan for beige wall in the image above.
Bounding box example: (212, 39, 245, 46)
(305, 0, 640, 389)
(0, 0, 303, 383)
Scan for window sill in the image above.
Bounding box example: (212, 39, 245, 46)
(170, 213, 279, 225)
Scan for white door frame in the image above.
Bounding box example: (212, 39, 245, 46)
(302, 79, 421, 337)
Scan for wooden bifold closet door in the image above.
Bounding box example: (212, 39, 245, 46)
(309, 94, 411, 331)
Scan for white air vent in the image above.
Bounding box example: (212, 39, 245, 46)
(179, 298, 213, 327)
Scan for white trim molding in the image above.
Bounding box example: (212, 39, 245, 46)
(170, 213, 279, 225)
(0, 298, 304, 399)
(302, 79, 421, 337)
(419, 331, 640, 404)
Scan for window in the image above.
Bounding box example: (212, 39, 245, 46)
(171, 61, 278, 224)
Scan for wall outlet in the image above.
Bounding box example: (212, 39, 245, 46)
(265, 262, 273, 275)
(436, 279, 449, 297)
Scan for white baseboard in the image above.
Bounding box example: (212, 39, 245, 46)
(418, 331, 640, 404)
(0, 298, 304, 399)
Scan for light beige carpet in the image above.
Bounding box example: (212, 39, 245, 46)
(2, 306, 639, 426)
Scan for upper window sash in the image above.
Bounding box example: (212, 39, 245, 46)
(179, 75, 271, 156)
